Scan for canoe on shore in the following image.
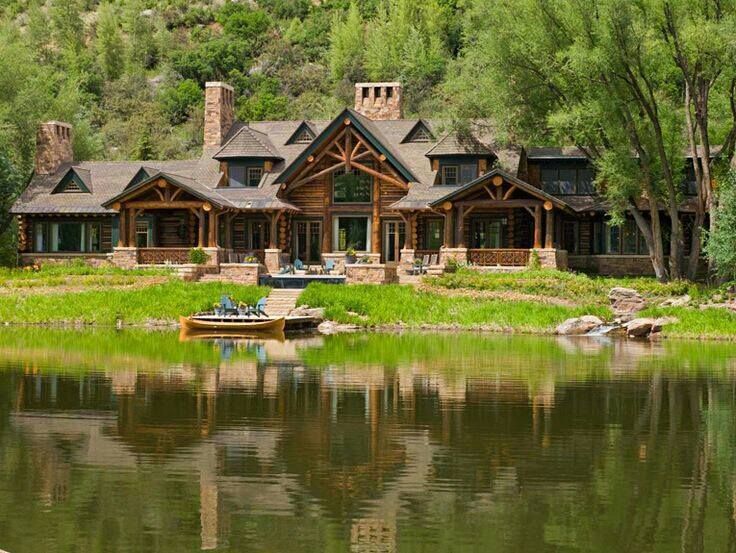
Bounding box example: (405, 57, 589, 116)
(179, 315, 286, 333)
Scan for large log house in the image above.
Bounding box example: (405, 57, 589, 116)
(11, 81, 703, 276)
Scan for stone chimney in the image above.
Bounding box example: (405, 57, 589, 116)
(204, 81, 235, 148)
(35, 121, 73, 175)
(354, 82, 403, 121)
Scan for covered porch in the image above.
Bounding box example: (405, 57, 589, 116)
(409, 171, 572, 270)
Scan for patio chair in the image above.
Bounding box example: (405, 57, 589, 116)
(294, 258, 305, 272)
(322, 258, 335, 274)
(219, 295, 238, 315)
(251, 297, 268, 317)
(429, 254, 438, 267)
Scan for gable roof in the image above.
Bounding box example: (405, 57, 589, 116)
(102, 171, 230, 209)
(401, 120, 434, 143)
(51, 167, 92, 194)
(425, 131, 495, 157)
(276, 108, 419, 185)
(213, 125, 283, 160)
(428, 169, 572, 212)
(285, 121, 317, 145)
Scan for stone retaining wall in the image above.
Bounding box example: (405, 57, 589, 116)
(20, 253, 112, 268)
(533, 248, 568, 271)
(568, 255, 707, 277)
(217, 263, 261, 285)
(346, 263, 397, 284)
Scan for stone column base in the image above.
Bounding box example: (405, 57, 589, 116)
(399, 248, 415, 274)
(112, 247, 137, 269)
(322, 253, 347, 275)
(439, 247, 468, 266)
(531, 248, 568, 270)
(202, 247, 221, 266)
(264, 248, 281, 274)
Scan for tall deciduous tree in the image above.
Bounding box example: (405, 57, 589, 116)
(329, 2, 365, 83)
(96, 3, 125, 81)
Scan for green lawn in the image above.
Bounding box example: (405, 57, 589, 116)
(298, 282, 608, 333)
(0, 280, 268, 326)
(640, 305, 736, 339)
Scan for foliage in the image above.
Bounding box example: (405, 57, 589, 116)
(705, 170, 736, 279)
(188, 247, 208, 265)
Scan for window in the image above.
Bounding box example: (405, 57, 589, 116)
(404, 122, 434, 143)
(441, 165, 458, 185)
(334, 216, 370, 251)
(34, 221, 105, 253)
(247, 167, 263, 187)
(386, 87, 393, 99)
(562, 221, 578, 254)
(374, 87, 381, 98)
(293, 129, 313, 144)
(460, 163, 478, 184)
(472, 218, 505, 249)
(228, 162, 263, 188)
(683, 165, 698, 195)
(595, 220, 648, 255)
(540, 164, 596, 194)
(135, 221, 150, 248)
(424, 219, 443, 250)
(622, 220, 638, 254)
(362, 87, 369, 100)
(333, 167, 372, 203)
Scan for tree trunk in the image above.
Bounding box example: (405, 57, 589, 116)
(631, 195, 668, 282)
(685, 83, 708, 281)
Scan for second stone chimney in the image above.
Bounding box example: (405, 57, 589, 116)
(35, 121, 73, 175)
(354, 82, 403, 121)
(204, 82, 235, 148)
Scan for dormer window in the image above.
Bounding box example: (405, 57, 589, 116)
(293, 129, 314, 144)
(402, 121, 434, 143)
(228, 161, 263, 188)
(441, 165, 458, 185)
(439, 161, 478, 185)
(52, 169, 91, 194)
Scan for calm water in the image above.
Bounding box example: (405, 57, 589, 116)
(1, 329, 735, 552)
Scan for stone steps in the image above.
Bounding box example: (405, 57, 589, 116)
(265, 289, 302, 316)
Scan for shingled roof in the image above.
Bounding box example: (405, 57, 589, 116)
(425, 131, 495, 157)
(213, 125, 283, 160)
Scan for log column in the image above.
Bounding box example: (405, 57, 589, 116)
(444, 207, 454, 248)
(544, 207, 554, 249)
(455, 206, 465, 247)
(198, 208, 206, 247)
(207, 210, 218, 247)
(269, 211, 279, 248)
(118, 208, 127, 247)
(533, 205, 542, 249)
(128, 208, 137, 247)
(371, 176, 380, 254)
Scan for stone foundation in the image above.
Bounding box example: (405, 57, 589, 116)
(439, 247, 468, 266)
(217, 263, 261, 285)
(19, 253, 112, 268)
(532, 249, 568, 270)
(202, 247, 220, 266)
(264, 248, 281, 273)
(568, 255, 707, 277)
(399, 249, 415, 274)
(112, 247, 138, 269)
(346, 263, 398, 284)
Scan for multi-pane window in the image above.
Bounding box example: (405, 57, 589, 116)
(334, 216, 369, 251)
(333, 167, 372, 203)
(540, 165, 595, 194)
(408, 125, 432, 143)
(293, 129, 314, 144)
(424, 219, 443, 250)
(228, 162, 264, 188)
(34, 221, 103, 253)
(593, 221, 648, 255)
(440, 163, 478, 185)
(440, 165, 458, 185)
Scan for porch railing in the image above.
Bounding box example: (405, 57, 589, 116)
(413, 249, 441, 261)
(468, 248, 530, 267)
(137, 248, 191, 265)
(226, 249, 265, 264)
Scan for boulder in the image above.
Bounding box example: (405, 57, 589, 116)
(289, 305, 326, 320)
(609, 287, 646, 316)
(660, 294, 690, 307)
(317, 321, 361, 335)
(651, 316, 679, 333)
(555, 315, 604, 336)
(625, 317, 655, 337)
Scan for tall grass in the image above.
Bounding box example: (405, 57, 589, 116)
(430, 268, 706, 305)
(640, 306, 736, 339)
(298, 283, 608, 332)
(0, 281, 269, 325)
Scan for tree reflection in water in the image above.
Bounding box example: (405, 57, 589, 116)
(0, 329, 735, 552)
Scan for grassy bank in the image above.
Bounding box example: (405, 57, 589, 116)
(0, 279, 268, 326)
(298, 282, 608, 333)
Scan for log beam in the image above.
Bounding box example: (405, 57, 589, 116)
(545, 209, 554, 249)
(534, 205, 542, 249)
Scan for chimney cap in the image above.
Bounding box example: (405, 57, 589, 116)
(41, 120, 72, 128)
(205, 81, 234, 91)
(355, 82, 402, 88)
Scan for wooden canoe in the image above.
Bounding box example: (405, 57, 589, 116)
(179, 315, 286, 333)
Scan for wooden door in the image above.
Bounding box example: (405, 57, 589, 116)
(293, 220, 322, 264)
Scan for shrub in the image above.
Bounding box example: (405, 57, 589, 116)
(528, 250, 541, 270)
(189, 248, 208, 265)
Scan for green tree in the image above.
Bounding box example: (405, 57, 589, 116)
(705, 171, 736, 279)
(329, 2, 365, 82)
(96, 2, 125, 81)
(159, 79, 204, 125)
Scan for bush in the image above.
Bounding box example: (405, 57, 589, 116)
(528, 250, 541, 270)
(189, 248, 208, 265)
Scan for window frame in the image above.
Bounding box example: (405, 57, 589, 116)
(246, 166, 263, 187)
(228, 161, 265, 188)
(440, 165, 459, 186)
(332, 166, 373, 204)
(539, 163, 596, 195)
(332, 215, 371, 252)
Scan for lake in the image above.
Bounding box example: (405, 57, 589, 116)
(0, 328, 734, 552)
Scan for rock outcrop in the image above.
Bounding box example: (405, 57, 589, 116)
(609, 287, 646, 320)
(556, 315, 604, 336)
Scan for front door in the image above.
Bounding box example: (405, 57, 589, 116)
(471, 217, 506, 248)
(382, 220, 406, 263)
(294, 220, 322, 264)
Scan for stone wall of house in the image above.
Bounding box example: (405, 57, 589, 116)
(111, 247, 138, 269)
(568, 255, 707, 277)
(35, 122, 73, 175)
(19, 253, 112, 268)
(203, 82, 234, 148)
(354, 82, 403, 121)
(346, 263, 398, 284)
(533, 249, 568, 271)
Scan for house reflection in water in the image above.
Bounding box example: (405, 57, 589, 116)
(2, 333, 729, 552)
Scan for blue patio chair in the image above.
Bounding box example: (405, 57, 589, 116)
(322, 259, 335, 274)
(220, 295, 238, 315)
(252, 297, 268, 317)
(294, 258, 305, 272)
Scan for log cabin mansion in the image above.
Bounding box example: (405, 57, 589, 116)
(12, 81, 705, 278)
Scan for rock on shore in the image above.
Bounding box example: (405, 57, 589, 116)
(609, 287, 646, 320)
(556, 315, 604, 335)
